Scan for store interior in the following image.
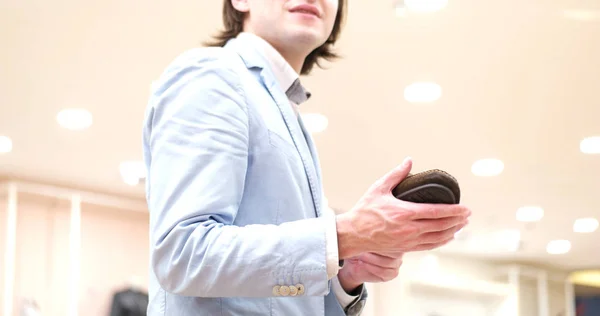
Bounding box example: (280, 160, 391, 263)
(1, 0, 600, 315)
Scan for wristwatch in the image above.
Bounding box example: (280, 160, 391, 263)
(343, 284, 367, 316)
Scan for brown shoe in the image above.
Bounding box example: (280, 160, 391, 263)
(392, 169, 460, 204)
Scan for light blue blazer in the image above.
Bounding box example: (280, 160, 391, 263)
(142, 37, 365, 315)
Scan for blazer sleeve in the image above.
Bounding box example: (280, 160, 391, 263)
(144, 49, 331, 298)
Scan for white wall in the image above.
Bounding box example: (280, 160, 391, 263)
(1, 193, 6, 316)
(520, 277, 539, 316)
(1, 193, 72, 316)
(1, 190, 149, 316)
(549, 281, 567, 316)
(368, 252, 514, 316)
(363, 252, 574, 316)
(78, 202, 149, 316)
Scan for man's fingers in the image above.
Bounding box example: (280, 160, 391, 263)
(411, 237, 454, 252)
(359, 252, 403, 269)
(417, 216, 467, 234)
(372, 157, 413, 193)
(372, 251, 405, 260)
(409, 204, 471, 220)
(361, 262, 401, 282)
(420, 222, 466, 244)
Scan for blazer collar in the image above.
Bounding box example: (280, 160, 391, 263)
(224, 34, 273, 74)
(224, 34, 311, 104)
(224, 35, 323, 217)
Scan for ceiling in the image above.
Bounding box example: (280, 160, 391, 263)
(1, 0, 599, 272)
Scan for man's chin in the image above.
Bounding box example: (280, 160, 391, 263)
(285, 28, 325, 47)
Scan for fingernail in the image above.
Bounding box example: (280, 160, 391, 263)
(403, 157, 412, 166)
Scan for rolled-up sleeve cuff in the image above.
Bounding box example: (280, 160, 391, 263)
(332, 277, 368, 316)
(324, 210, 341, 280)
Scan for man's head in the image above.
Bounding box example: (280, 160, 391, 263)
(207, 0, 347, 75)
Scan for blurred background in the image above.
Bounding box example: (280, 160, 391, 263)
(1, 0, 599, 315)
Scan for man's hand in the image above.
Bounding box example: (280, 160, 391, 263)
(336, 157, 471, 259)
(337, 252, 405, 293)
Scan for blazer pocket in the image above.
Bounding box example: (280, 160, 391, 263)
(267, 130, 298, 159)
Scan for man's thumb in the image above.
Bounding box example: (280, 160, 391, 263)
(380, 157, 413, 192)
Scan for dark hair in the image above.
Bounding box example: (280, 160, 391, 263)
(205, 0, 347, 75)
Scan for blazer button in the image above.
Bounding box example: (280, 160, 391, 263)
(272, 285, 281, 296)
(289, 285, 298, 296)
(279, 286, 291, 296)
(295, 284, 305, 295)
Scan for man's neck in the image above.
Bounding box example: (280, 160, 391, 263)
(242, 31, 307, 74)
(272, 44, 306, 74)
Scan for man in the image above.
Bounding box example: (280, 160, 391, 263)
(142, 0, 471, 315)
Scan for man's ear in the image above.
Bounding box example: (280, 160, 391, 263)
(231, 0, 250, 13)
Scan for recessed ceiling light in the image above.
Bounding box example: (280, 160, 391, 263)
(122, 176, 140, 186)
(301, 113, 329, 134)
(404, 82, 442, 103)
(57, 108, 93, 130)
(471, 158, 504, 177)
(119, 160, 147, 186)
(580, 136, 600, 154)
(404, 0, 448, 13)
(0, 135, 12, 154)
(516, 206, 544, 222)
(574, 218, 599, 233)
(546, 240, 571, 255)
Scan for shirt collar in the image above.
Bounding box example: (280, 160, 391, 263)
(236, 32, 311, 105)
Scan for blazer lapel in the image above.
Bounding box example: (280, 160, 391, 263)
(297, 116, 323, 186)
(225, 38, 322, 218)
(261, 73, 322, 217)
